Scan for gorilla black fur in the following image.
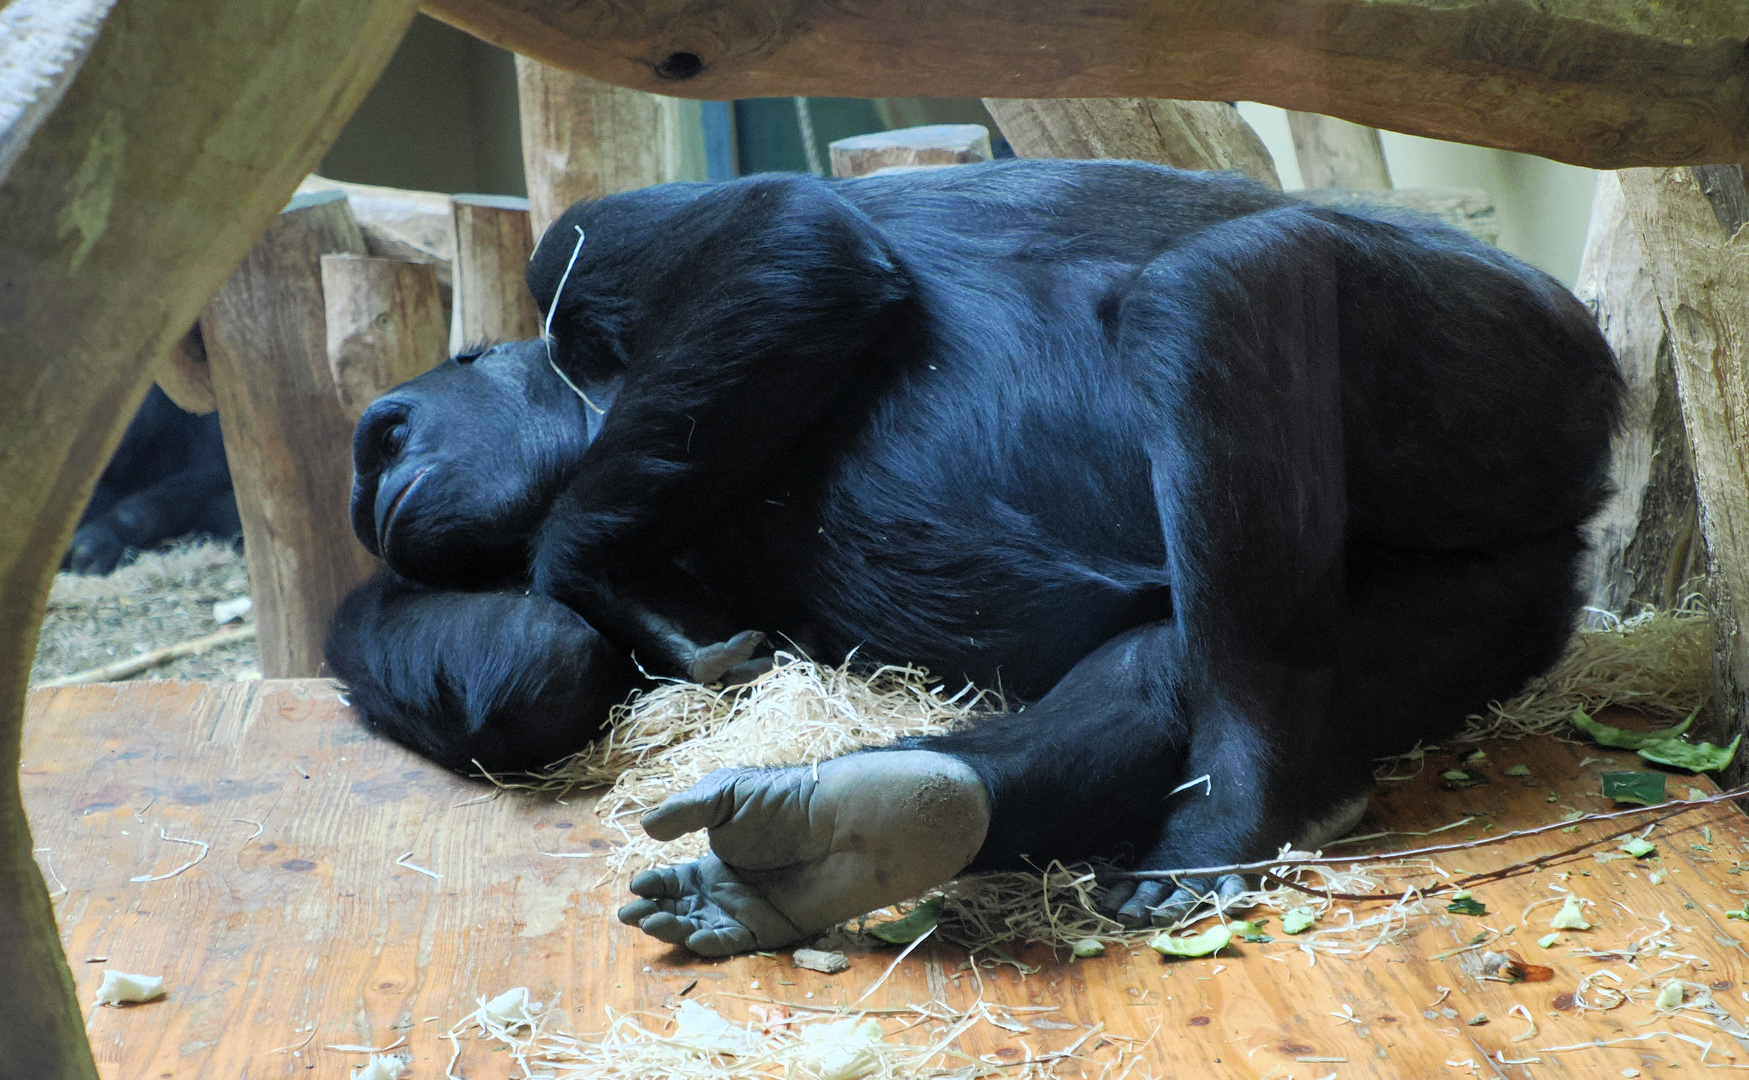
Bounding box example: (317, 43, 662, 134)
(66, 385, 239, 575)
(327, 159, 1620, 892)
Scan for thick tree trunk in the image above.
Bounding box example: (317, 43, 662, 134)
(515, 57, 702, 239)
(322, 254, 449, 421)
(0, 0, 416, 1070)
(1576, 172, 1702, 621)
(982, 98, 1281, 189)
(1619, 165, 1749, 777)
(450, 195, 543, 351)
(828, 124, 992, 179)
(200, 193, 384, 679)
(1284, 112, 1392, 190)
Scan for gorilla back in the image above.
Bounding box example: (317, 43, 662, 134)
(328, 160, 1618, 912)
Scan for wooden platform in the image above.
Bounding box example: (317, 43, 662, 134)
(21, 680, 1749, 1078)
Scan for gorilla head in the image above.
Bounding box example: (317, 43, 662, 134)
(349, 339, 594, 588)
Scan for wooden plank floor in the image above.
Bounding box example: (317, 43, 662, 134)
(21, 679, 1749, 1078)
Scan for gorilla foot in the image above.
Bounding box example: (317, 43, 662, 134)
(687, 630, 766, 684)
(617, 750, 990, 956)
(1103, 873, 1250, 929)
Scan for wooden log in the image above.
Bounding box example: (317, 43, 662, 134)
(150, 325, 217, 416)
(0, 0, 417, 1071)
(515, 57, 700, 238)
(199, 191, 383, 679)
(983, 98, 1281, 190)
(1297, 188, 1499, 246)
(1575, 172, 1701, 620)
(828, 124, 991, 179)
(1284, 112, 1391, 190)
(296, 174, 453, 286)
(321, 254, 448, 421)
(421, 0, 1748, 170)
(450, 194, 542, 351)
(1619, 165, 1749, 767)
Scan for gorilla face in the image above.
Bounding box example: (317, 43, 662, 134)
(350, 340, 596, 588)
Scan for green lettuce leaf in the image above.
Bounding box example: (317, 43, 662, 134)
(1571, 707, 1695, 749)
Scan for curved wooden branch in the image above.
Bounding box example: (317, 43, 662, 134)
(0, 0, 418, 1071)
(422, 0, 1749, 169)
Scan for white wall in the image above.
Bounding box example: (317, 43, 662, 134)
(1237, 103, 1598, 286)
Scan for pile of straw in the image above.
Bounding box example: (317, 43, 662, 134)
(526, 608, 1710, 954)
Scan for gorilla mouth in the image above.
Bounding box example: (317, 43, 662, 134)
(378, 466, 431, 555)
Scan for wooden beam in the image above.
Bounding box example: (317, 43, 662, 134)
(828, 124, 991, 179)
(515, 58, 701, 238)
(1575, 172, 1700, 620)
(984, 98, 1281, 190)
(1619, 165, 1749, 767)
(322, 253, 449, 421)
(1285, 112, 1391, 191)
(450, 194, 542, 350)
(420, 0, 1748, 169)
(200, 192, 384, 679)
(0, 0, 417, 1071)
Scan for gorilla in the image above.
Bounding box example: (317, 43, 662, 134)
(325, 159, 1620, 955)
(66, 384, 240, 575)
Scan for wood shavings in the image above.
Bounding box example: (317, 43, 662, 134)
(267, 1029, 316, 1054)
(32, 846, 66, 897)
(1509, 1004, 1538, 1042)
(1551, 894, 1593, 929)
(793, 948, 850, 974)
(326, 1036, 408, 1053)
(395, 851, 441, 879)
(350, 1054, 405, 1079)
(441, 991, 1130, 1079)
(93, 969, 164, 1005)
(129, 828, 209, 882)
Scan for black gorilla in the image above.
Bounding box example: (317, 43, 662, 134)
(66, 385, 240, 575)
(326, 159, 1619, 948)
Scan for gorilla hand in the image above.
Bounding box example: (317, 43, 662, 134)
(617, 751, 990, 956)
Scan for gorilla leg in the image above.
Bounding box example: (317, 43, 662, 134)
(530, 177, 915, 680)
(617, 210, 1361, 951)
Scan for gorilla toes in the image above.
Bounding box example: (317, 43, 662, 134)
(67, 526, 125, 576)
(1104, 873, 1251, 929)
(687, 629, 766, 684)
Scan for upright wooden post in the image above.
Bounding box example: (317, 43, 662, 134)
(1575, 172, 1700, 618)
(828, 124, 991, 178)
(450, 194, 543, 351)
(1284, 112, 1393, 190)
(200, 191, 382, 678)
(515, 57, 702, 238)
(322, 254, 448, 420)
(1619, 165, 1749, 768)
(982, 98, 1281, 189)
